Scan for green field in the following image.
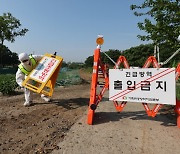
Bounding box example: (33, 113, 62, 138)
(0, 67, 180, 99)
(56, 68, 83, 86)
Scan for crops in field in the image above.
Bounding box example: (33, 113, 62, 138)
(56, 68, 83, 86)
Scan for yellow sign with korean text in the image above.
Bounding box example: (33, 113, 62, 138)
(22, 53, 63, 97)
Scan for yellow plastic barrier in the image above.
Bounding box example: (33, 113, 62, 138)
(22, 53, 63, 97)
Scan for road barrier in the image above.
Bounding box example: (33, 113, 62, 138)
(87, 36, 180, 128)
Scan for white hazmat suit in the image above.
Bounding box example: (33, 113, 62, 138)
(16, 53, 51, 106)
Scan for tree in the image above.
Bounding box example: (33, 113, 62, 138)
(123, 44, 154, 67)
(61, 61, 68, 67)
(84, 56, 94, 67)
(130, 0, 180, 64)
(68, 62, 84, 69)
(84, 49, 121, 68)
(102, 49, 121, 66)
(0, 12, 28, 45)
(0, 44, 19, 67)
(84, 44, 156, 68)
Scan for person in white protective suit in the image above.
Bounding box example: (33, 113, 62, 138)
(16, 53, 51, 107)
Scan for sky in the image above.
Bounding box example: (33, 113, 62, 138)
(0, 0, 151, 62)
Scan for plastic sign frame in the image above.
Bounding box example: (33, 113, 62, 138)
(22, 53, 63, 97)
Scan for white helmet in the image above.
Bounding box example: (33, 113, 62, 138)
(18, 53, 29, 62)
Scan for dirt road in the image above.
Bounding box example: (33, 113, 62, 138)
(52, 91, 180, 154)
(0, 71, 180, 154)
(0, 84, 90, 154)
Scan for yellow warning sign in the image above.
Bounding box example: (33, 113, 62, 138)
(22, 53, 63, 97)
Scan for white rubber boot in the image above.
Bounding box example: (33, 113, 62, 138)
(41, 94, 51, 102)
(24, 101, 33, 107)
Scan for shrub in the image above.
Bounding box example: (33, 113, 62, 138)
(0, 74, 18, 95)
